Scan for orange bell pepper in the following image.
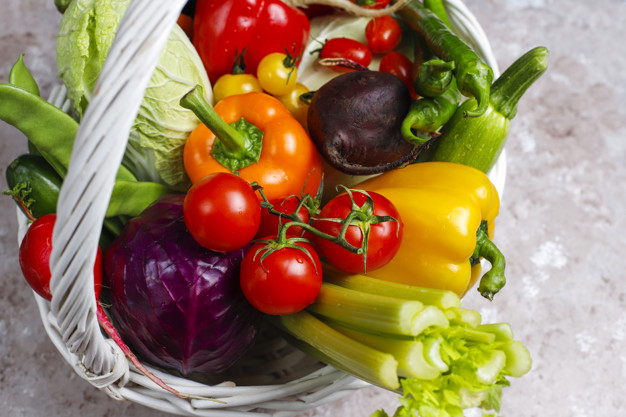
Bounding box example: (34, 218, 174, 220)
(181, 88, 323, 201)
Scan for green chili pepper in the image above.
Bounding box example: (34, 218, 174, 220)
(399, 1, 494, 117)
(419, 46, 550, 172)
(423, 0, 451, 28)
(413, 33, 454, 97)
(401, 31, 460, 144)
(401, 77, 461, 145)
(414, 58, 455, 98)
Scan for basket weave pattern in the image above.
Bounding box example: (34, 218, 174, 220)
(17, 0, 505, 415)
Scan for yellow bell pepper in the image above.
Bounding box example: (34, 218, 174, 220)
(355, 161, 505, 300)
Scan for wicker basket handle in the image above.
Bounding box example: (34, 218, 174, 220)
(48, 0, 188, 376)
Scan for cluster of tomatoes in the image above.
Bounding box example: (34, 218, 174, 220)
(183, 172, 403, 316)
(176, 1, 419, 316)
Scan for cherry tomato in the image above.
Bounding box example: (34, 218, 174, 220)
(19, 213, 103, 301)
(350, 0, 390, 9)
(277, 82, 310, 129)
(256, 195, 311, 239)
(257, 52, 298, 96)
(365, 16, 402, 54)
(379, 51, 417, 98)
(213, 73, 263, 103)
(240, 238, 322, 315)
(313, 191, 403, 274)
(320, 38, 372, 73)
(184, 172, 261, 252)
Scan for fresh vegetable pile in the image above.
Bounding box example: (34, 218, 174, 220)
(2, 0, 549, 415)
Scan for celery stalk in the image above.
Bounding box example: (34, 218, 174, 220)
(327, 320, 442, 380)
(323, 266, 461, 310)
(279, 311, 400, 390)
(422, 336, 449, 372)
(478, 322, 514, 341)
(445, 307, 482, 327)
(460, 327, 497, 344)
(475, 350, 507, 384)
(308, 283, 426, 336)
(500, 340, 532, 377)
(412, 306, 450, 335)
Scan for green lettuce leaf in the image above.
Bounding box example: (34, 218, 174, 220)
(56, 0, 212, 190)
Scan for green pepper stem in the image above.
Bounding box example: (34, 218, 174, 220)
(180, 85, 249, 157)
(475, 228, 506, 301)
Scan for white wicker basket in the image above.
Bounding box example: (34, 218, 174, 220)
(16, 0, 505, 415)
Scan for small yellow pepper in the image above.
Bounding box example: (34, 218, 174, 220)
(355, 162, 505, 300)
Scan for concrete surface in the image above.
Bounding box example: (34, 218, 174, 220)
(1, 0, 625, 416)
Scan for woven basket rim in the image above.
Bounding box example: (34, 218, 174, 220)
(18, 0, 506, 415)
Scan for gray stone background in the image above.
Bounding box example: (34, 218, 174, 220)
(1, 0, 625, 416)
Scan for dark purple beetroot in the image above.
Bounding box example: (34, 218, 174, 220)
(307, 71, 419, 175)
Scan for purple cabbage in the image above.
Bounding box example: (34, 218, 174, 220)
(105, 194, 262, 376)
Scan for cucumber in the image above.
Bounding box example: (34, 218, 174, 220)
(5, 154, 62, 218)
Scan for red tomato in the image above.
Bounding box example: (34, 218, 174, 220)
(365, 16, 402, 54)
(193, 0, 310, 84)
(379, 51, 417, 98)
(320, 38, 372, 73)
(257, 196, 311, 238)
(240, 238, 323, 315)
(313, 191, 403, 274)
(19, 214, 103, 301)
(184, 172, 261, 252)
(350, 0, 390, 9)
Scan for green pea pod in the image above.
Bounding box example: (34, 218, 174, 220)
(9, 54, 40, 97)
(5, 154, 62, 218)
(401, 78, 461, 144)
(399, 2, 493, 117)
(9, 54, 43, 155)
(107, 180, 171, 218)
(420, 46, 550, 172)
(0, 83, 137, 182)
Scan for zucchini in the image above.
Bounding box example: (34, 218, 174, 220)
(5, 154, 62, 218)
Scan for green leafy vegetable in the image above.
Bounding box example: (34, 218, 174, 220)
(56, 0, 213, 190)
(276, 269, 531, 417)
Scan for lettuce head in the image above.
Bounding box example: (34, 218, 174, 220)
(56, 0, 212, 190)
